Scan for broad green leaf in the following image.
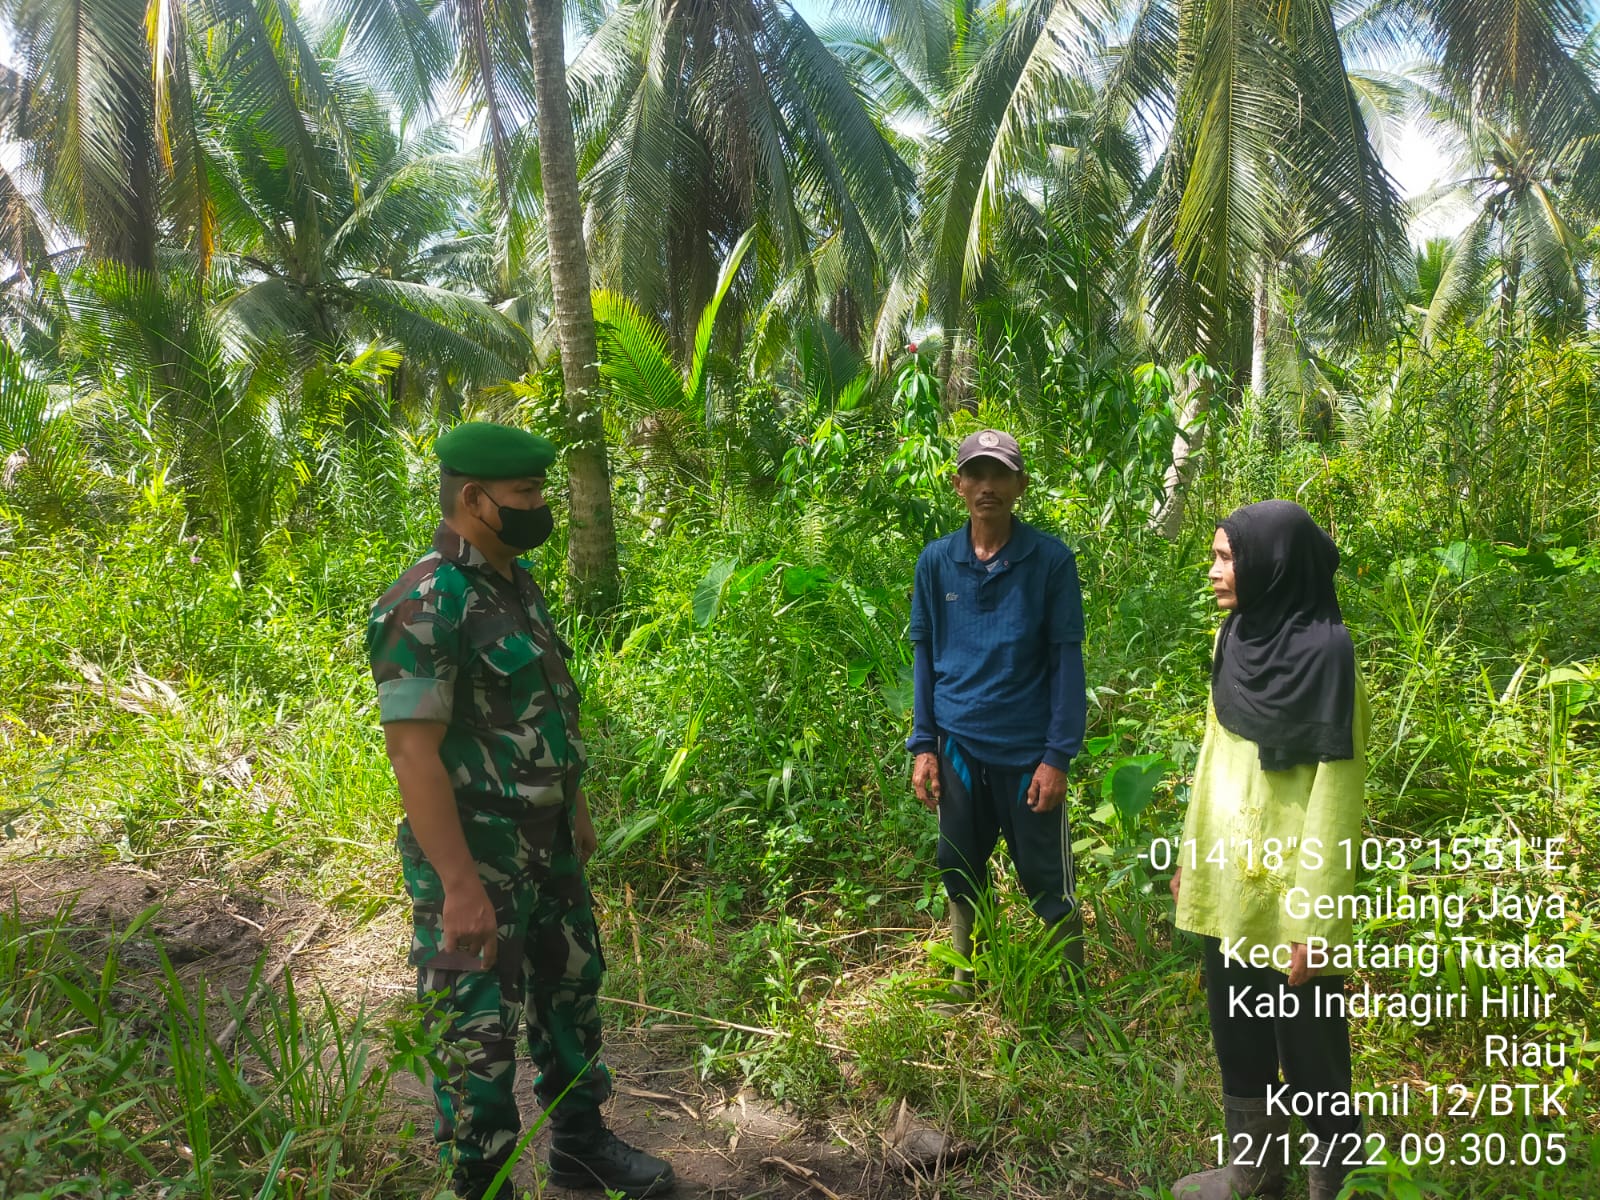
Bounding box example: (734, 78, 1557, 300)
(1103, 755, 1172, 829)
(692, 559, 738, 627)
(781, 565, 831, 597)
(604, 812, 662, 855)
(1433, 541, 1482, 578)
(880, 664, 915, 716)
(727, 557, 782, 604)
(686, 227, 757, 420)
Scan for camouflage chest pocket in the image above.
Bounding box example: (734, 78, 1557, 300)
(468, 628, 547, 717)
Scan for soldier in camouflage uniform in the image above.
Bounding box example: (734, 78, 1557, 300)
(369, 422, 674, 1200)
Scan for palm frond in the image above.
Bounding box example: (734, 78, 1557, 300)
(1515, 183, 1588, 336)
(818, 26, 938, 123)
(687, 227, 757, 419)
(1144, 0, 1290, 358)
(1404, 0, 1598, 145)
(0, 158, 54, 279)
(922, 0, 1108, 333)
(832, 0, 954, 86)
(772, 9, 916, 281)
(592, 287, 686, 415)
(347, 277, 529, 381)
(1283, 0, 1408, 342)
(1420, 210, 1492, 340)
(582, 36, 696, 318)
(326, 151, 478, 268)
(322, 0, 452, 116)
(12, 0, 160, 267)
(0, 328, 86, 508)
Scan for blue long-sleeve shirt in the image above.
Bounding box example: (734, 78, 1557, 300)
(910, 639, 1085, 769)
(906, 518, 1087, 769)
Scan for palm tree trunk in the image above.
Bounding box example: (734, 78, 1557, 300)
(1489, 248, 1521, 424)
(528, 0, 619, 615)
(115, 122, 160, 273)
(1250, 265, 1270, 397)
(1151, 364, 1207, 539)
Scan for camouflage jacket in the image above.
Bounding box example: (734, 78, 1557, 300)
(368, 523, 585, 811)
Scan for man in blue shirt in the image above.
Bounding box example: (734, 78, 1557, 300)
(908, 429, 1088, 999)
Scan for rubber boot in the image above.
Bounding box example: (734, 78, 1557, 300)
(946, 898, 976, 1003)
(1170, 1094, 1289, 1199)
(1307, 1121, 1364, 1200)
(548, 1109, 675, 1197)
(1050, 909, 1087, 994)
(1047, 910, 1089, 1048)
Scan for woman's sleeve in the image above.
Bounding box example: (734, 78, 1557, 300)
(1281, 682, 1369, 943)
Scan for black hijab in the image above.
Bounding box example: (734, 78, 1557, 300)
(1211, 500, 1356, 771)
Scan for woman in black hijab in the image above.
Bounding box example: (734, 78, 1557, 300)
(1211, 500, 1357, 770)
(1169, 501, 1369, 1200)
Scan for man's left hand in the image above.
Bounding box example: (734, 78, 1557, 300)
(573, 791, 598, 865)
(1026, 762, 1068, 813)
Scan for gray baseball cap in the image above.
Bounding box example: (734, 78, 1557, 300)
(956, 428, 1023, 472)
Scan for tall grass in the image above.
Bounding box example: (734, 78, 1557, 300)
(0, 903, 442, 1198)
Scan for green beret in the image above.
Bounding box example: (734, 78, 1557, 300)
(435, 421, 556, 478)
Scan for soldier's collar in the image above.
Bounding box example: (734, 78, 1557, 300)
(431, 522, 498, 573)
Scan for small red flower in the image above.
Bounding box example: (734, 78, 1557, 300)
(906, 342, 918, 354)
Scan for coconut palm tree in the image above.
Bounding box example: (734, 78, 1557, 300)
(909, 3, 1118, 349)
(566, 0, 915, 355)
(529, 0, 619, 613)
(0, 0, 531, 548)
(1089, 0, 1410, 534)
(786, 2, 1154, 489)
(1411, 84, 1600, 347)
(832, 0, 1391, 480)
(202, 80, 528, 403)
(0, 0, 165, 270)
(318, 0, 620, 609)
(0, 0, 393, 275)
(1384, 0, 1598, 132)
(1132, 0, 1406, 373)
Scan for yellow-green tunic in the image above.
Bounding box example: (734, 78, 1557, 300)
(1175, 673, 1369, 962)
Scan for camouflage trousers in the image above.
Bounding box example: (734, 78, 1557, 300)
(399, 803, 611, 1172)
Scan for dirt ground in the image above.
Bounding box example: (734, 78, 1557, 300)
(5, 854, 967, 1200)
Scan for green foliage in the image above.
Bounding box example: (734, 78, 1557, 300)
(595, 229, 757, 424)
(5, 310, 1598, 1192)
(2, 0, 1600, 1193)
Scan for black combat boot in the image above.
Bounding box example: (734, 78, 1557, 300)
(548, 1109, 675, 1197)
(450, 1155, 509, 1200)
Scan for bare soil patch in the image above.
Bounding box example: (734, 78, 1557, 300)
(5, 852, 953, 1200)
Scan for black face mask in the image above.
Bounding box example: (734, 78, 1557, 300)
(492, 501, 553, 551)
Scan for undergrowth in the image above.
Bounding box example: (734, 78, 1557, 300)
(2, 386, 1597, 1198)
(0, 902, 442, 1198)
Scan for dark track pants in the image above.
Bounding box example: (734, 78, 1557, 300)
(935, 738, 1077, 926)
(1202, 936, 1359, 1141)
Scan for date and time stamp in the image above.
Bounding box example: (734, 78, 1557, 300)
(1211, 1129, 1573, 1170)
